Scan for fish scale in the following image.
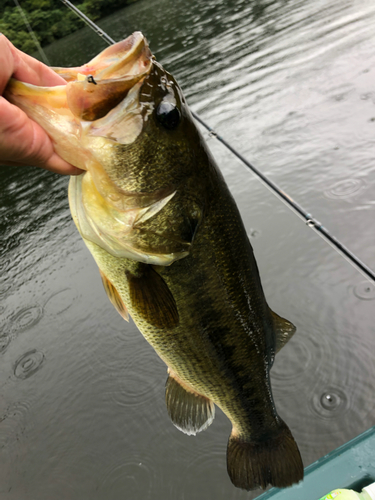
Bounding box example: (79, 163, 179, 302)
(6, 31, 303, 491)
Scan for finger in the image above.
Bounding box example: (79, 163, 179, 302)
(0, 35, 66, 94)
(2, 157, 84, 175)
(39, 152, 84, 175)
(0, 35, 16, 94)
(0, 96, 83, 175)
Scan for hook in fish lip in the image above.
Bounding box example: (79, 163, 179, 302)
(87, 75, 97, 85)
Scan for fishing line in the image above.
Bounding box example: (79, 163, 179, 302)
(13, 0, 50, 65)
(60, 0, 116, 45)
(59, 0, 375, 283)
(193, 116, 375, 283)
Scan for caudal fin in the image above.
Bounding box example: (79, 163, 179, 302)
(227, 422, 303, 490)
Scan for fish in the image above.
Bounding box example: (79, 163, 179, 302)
(6, 32, 304, 491)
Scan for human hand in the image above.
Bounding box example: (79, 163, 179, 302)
(0, 35, 83, 175)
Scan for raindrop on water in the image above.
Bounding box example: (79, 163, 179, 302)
(98, 459, 153, 498)
(310, 387, 349, 418)
(0, 335, 11, 354)
(11, 306, 43, 333)
(325, 179, 363, 199)
(0, 284, 11, 299)
(320, 393, 337, 409)
(44, 288, 78, 315)
(248, 228, 261, 239)
(14, 349, 45, 380)
(353, 281, 375, 300)
(271, 333, 314, 385)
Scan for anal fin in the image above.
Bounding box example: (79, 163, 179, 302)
(165, 370, 215, 436)
(100, 271, 129, 321)
(271, 310, 296, 353)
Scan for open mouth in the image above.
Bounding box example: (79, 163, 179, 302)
(6, 31, 154, 195)
(5, 32, 152, 124)
(7, 32, 184, 265)
(53, 31, 153, 121)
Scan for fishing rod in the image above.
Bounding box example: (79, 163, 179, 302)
(59, 0, 375, 284)
(60, 0, 116, 45)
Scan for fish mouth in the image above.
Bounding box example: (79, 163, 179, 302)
(6, 31, 155, 198)
(61, 34, 182, 263)
(5, 32, 153, 152)
(53, 31, 151, 82)
(53, 31, 153, 121)
(7, 33, 184, 264)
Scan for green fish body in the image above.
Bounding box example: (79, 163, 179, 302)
(6, 32, 303, 490)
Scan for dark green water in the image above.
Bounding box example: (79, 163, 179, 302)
(1, 0, 375, 498)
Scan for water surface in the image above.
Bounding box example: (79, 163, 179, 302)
(1, 0, 375, 498)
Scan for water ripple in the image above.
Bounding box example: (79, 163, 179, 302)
(0, 400, 32, 450)
(10, 306, 44, 333)
(0, 334, 11, 355)
(324, 178, 364, 199)
(309, 386, 350, 419)
(44, 288, 78, 315)
(180, 442, 229, 500)
(353, 281, 375, 300)
(248, 228, 262, 239)
(14, 349, 45, 380)
(272, 326, 329, 388)
(98, 457, 154, 499)
(110, 346, 162, 408)
(1, 0, 375, 497)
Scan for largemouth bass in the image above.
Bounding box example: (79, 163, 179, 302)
(6, 32, 303, 490)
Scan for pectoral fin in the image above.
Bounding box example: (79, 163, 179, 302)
(100, 271, 129, 321)
(126, 264, 179, 329)
(165, 370, 215, 436)
(271, 310, 296, 353)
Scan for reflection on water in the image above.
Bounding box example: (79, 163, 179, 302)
(1, 0, 375, 498)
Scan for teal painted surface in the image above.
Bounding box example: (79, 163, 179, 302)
(258, 426, 375, 500)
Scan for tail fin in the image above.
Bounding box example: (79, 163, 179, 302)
(227, 422, 303, 491)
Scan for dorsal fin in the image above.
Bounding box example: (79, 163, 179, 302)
(271, 310, 296, 353)
(126, 264, 179, 329)
(100, 271, 129, 321)
(165, 369, 215, 436)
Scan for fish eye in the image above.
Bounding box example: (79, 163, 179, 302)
(156, 101, 181, 130)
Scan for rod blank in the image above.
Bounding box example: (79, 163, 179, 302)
(59, 0, 375, 283)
